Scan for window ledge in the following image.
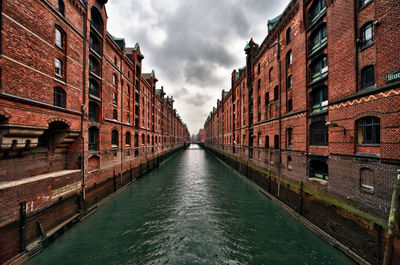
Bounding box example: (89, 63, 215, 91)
(360, 41, 374, 51)
(111, 145, 119, 150)
(54, 78, 66, 85)
(359, 0, 373, 11)
(89, 71, 102, 80)
(361, 186, 374, 194)
(308, 109, 328, 117)
(355, 152, 381, 158)
(308, 43, 327, 59)
(309, 177, 328, 185)
(89, 94, 102, 102)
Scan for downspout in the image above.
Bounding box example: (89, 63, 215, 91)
(81, 9, 88, 204)
(0, 0, 3, 56)
(303, 0, 310, 179)
(119, 51, 123, 184)
(353, 0, 359, 157)
(277, 31, 282, 181)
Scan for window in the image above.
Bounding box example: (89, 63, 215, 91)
(310, 24, 327, 53)
(286, 27, 291, 44)
(360, 0, 372, 8)
(89, 127, 99, 150)
(54, 87, 66, 108)
(127, 85, 130, 96)
(114, 56, 117, 65)
(287, 99, 293, 112)
(274, 135, 279, 149)
(310, 121, 328, 145)
(258, 132, 262, 146)
(112, 130, 119, 147)
(257, 79, 261, 90)
(287, 50, 292, 67)
(274, 86, 279, 100)
(257, 63, 260, 74)
(310, 55, 328, 82)
(360, 168, 374, 192)
(286, 128, 293, 148)
(55, 28, 63, 48)
(127, 114, 130, 124)
(361, 66, 375, 89)
(126, 132, 131, 146)
(309, 0, 326, 25)
(311, 86, 328, 113)
(361, 22, 373, 47)
(112, 92, 117, 105)
(58, 0, 65, 16)
(265, 136, 269, 148)
(89, 56, 100, 75)
(141, 134, 145, 146)
(113, 109, 118, 120)
(89, 79, 99, 97)
(356, 117, 380, 145)
(91, 7, 103, 33)
(89, 102, 99, 122)
(287, 75, 292, 90)
(113, 74, 117, 86)
(89, 33, 100, 54)
(310, 160, 328, 180)
(55, 58, 62, 77)
(265, 92, 269, 106)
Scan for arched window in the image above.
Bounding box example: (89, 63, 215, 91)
(274, 135, 280, 149)
(91, 7, 103, 34)
(361, 65, 375, 89)
(265, 136, 269, 148)
(88, 101, 99, 122)
(89, 79, 99, 97)
(126, 132, 131, 146)
(286, 128, 293, 148)
(55, 28, 63, 48)
(89, 33, 100, 54)
(58, 0, 65, 16)
(113, 109, 118, 120)
(356, 117, 380, 145)
(89, 127, 99, 150)
(55, 58, 62, 77)
(112, 130, 119, 147)
(360, 168, 374, 192)
(286, 50, 293, 67)
(286, 27, 291, 44)
(89, 56, 100, 75)
(310, 121, 328, 146)
(269, 68, 274, 82)
(310, 160, 328, 180)
(54, 87, 66, 108)
(360, 0, 372, 8)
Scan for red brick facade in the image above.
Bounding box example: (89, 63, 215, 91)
(204, 0, 399, 262)
(0, 0, 189, 262)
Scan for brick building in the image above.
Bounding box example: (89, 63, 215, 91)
(203, 0, 399, 263)
(0, 0, 189, 262)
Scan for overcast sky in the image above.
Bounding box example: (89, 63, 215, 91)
(106, 0, 291, 135)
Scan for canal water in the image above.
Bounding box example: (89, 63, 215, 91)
(28, 145, 354, 265)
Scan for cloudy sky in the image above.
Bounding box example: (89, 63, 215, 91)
(106, 0, 290, 135)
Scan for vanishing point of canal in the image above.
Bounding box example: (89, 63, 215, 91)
(28, 145, 354, 265)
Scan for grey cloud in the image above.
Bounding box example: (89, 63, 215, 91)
(107, 0, 290, 134)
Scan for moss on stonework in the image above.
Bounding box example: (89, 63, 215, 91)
(209, 147, 387, 229)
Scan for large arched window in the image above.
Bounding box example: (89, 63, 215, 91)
(89, 101, 99, 122)
(91, 7, 103, 33)
(111, 130, 119, 147)
(356, 117, 380, 145)
(310, 120, 328, 146)
(310, 160, 328, 180)
(54, 87, 66, 108)
(88, 126, 99, 151)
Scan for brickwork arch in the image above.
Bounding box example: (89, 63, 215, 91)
(47, 117, 71, 127)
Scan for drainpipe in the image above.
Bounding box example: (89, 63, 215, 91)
(81, 10, 88, 204)
(0, 0, 3, 55)
(120, 51, 123, 185)
(303, 0, 310, 180)
(277, 31, 282, 183)
(354, 0, 359, 92)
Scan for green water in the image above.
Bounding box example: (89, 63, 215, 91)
(28, 145, 354, 265)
